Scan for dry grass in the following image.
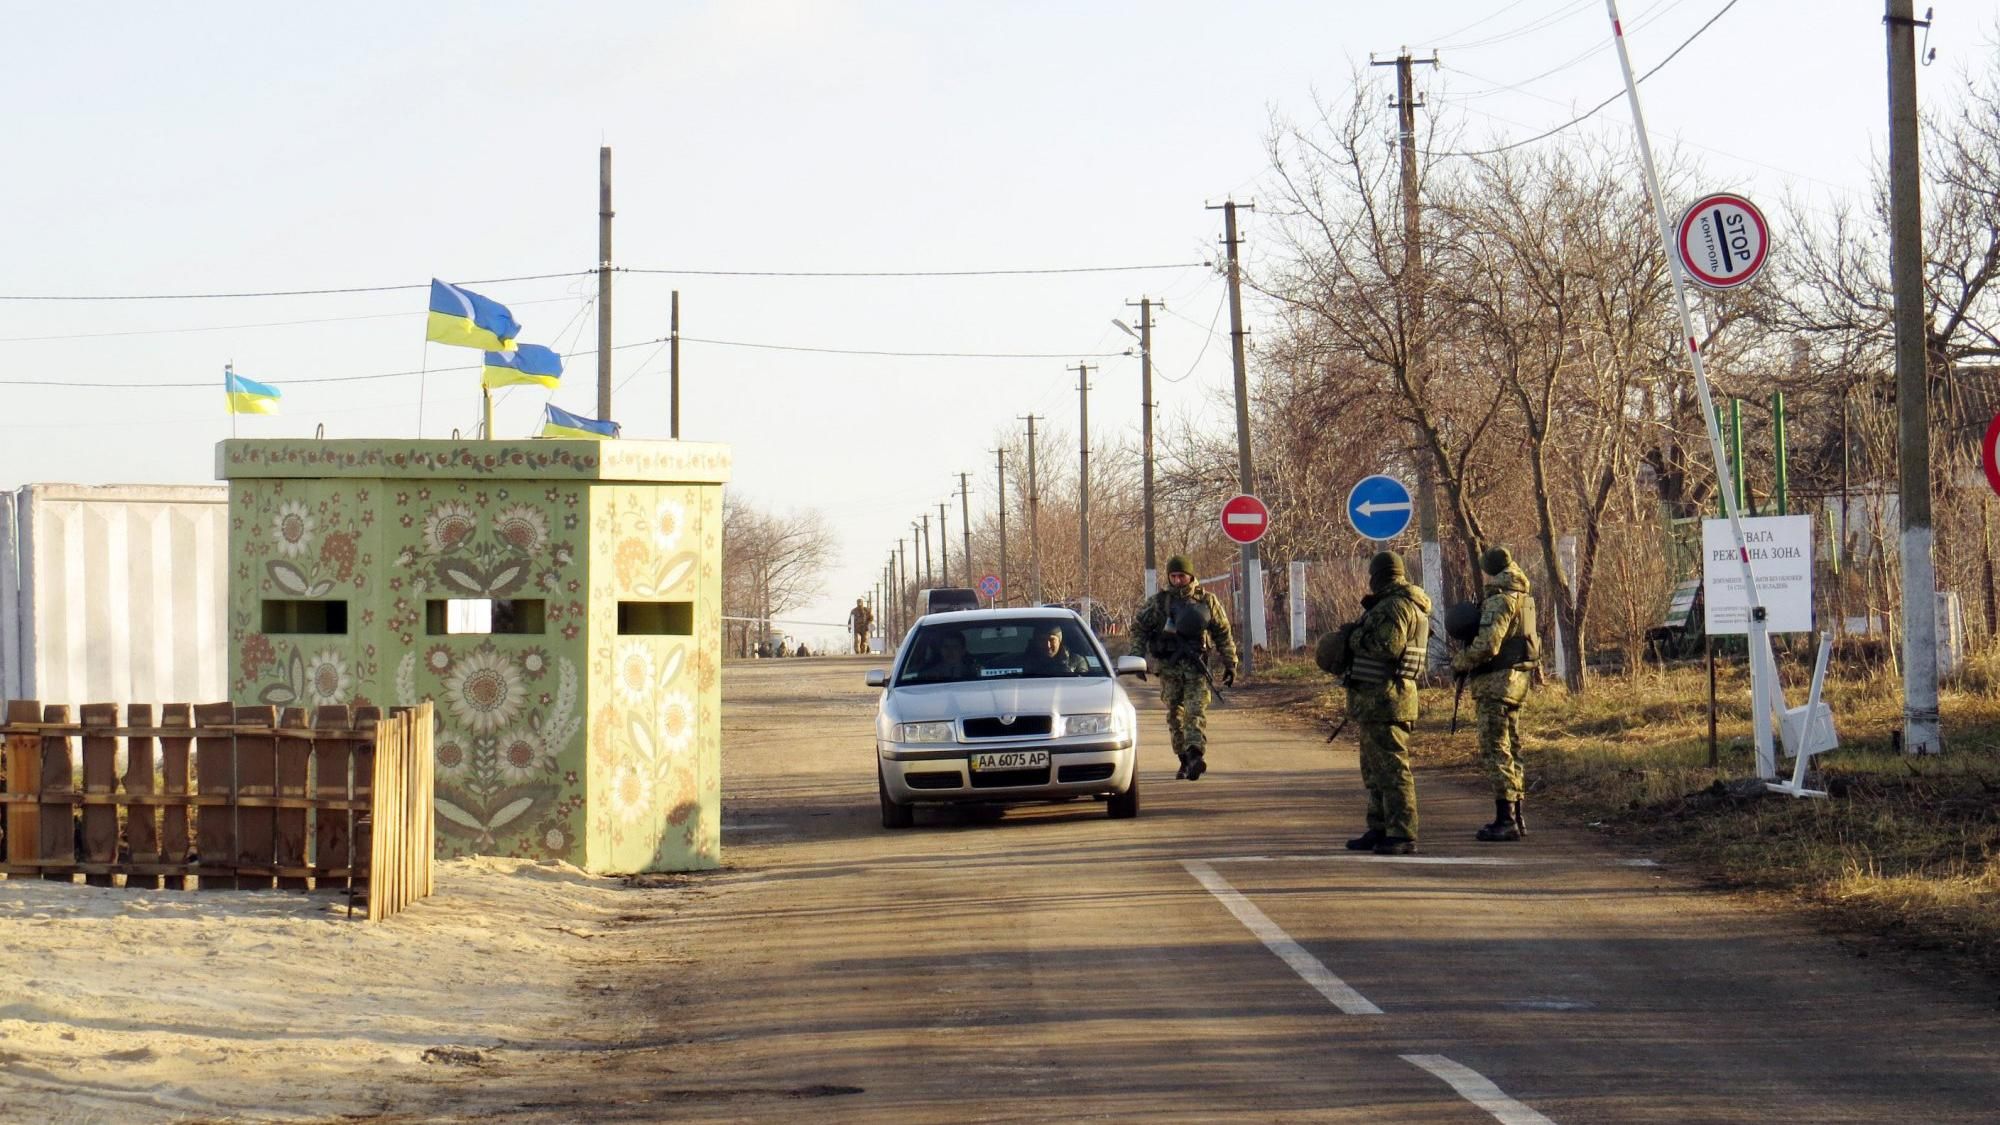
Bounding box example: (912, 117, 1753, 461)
(1266, 647, 2000, 988)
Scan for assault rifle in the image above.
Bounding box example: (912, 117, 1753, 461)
(1449, 673, 1468, 735)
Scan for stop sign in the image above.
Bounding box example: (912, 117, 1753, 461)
(1220, 494, 1269, 545)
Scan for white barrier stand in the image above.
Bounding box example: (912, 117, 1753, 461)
(1768, 633, 1838, 799)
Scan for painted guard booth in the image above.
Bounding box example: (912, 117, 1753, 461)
(218, 438, 730, 873)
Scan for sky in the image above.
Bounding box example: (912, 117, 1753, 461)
(1, 0, 1989, 652)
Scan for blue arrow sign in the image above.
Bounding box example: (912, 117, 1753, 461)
(1346, 474, 1414, 541)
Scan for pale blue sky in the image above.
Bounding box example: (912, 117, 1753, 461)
(0, 1, 1983, 646)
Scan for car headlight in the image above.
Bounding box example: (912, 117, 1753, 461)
(1064, 713, 1117, 737)
(895, 720, 957, 743)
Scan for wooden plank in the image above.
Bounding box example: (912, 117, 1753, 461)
(158, 704, 193, 890)
(39, 705, 73, 883)
(192, 702, 236, 890)
(234, 706, 278, 890)
(276, 706, 310, 891)
(4, 699, 41, 869)
(416, 701, 435, 897)
(351, 707, 379, 906)
(79, 703, 119, 887)
(312, 706, 353, 893)
(122, 704, 161, 889)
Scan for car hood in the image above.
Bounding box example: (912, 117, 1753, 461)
(883, 677, 1127, 722)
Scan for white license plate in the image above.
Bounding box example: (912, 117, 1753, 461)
(971, 750, 1050, 771)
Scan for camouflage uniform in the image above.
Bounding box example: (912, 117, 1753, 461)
(1339, 552, 1431, 851)
(1451, 547, 1538, 841)
(1130, 558, 1237, 779)
(849, 600, 873, 655)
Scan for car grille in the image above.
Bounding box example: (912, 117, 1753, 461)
(970, 767, 1050, 789)
(1057, 763, 1115, 783)
(905, 771, 962, 790)
(961, 715, 1053, 739)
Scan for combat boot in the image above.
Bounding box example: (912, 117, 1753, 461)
(1345, 828, 1385, 851)
(1183, 751, 1207, 781)
(1511, 799, 1527, 837)
(1372, 836, 1417, 856)
(1174, 752, 1190, 780)
(1476, 799, 1522, 842)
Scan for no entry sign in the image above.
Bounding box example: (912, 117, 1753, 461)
(1983, 413, 2000, 500)
(1220, 494, 1269, 545)
(1676, 192, 1770, 289)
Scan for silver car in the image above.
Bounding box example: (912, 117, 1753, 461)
(867, 608, 1148, 828)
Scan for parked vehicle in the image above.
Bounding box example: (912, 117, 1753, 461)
(918, 586, 981, 615)
(865, 607, 1148, 828)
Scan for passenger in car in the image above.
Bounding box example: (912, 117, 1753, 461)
(1024, 623, 1089, 676)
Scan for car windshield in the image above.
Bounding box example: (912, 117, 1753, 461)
(895, 619, 1106, 685)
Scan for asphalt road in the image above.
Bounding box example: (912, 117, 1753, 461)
(562, 656, 2000, 1122)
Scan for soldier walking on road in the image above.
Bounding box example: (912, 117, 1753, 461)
(1452, 546, 1540, 842)
(1318, 550, 1431, 855)
(848, 598, 874, 655)
(1130, 555, 1237, 780)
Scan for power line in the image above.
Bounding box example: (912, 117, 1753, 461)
(0, 270, 593, 302)
(0, 294, 586, 343)
(1435, 0, 1694, 102)
(1433, 0, 1742, 160)
(615, 261, 1206, 279)
(0, 337, 667, 389)
(676, 335, 1133, 360)
(1436, 0, 1599, 51)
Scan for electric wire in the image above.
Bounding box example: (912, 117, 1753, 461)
(674, 336, 1133, 360)
(615, 261, 1205, 279)
(0, 270, 593, 301)
(0, 295, 584, 343)
(1434, 0, 1599, 51)
(1432, 0, 1743, 160)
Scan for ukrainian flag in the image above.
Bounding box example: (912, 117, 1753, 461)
(482, 343, 564, 390)
(225, 370, 281, 415)
(542, 403, 619, 439)
(426, 279, 520, 351)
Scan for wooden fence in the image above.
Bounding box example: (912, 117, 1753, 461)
(0, 699, 435, 921)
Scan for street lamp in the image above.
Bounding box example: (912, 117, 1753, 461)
(1113, 313, 1159, 597)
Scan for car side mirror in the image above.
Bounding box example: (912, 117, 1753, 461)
(865, 669, 887, 688)
(1114, 655, 1148, 677)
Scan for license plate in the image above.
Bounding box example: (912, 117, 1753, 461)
(971, 750, 1050, 771)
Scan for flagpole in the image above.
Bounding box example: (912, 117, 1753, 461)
(417, 340, 429, 439)
(482, 386, 494, 440)
(226, 362, 237, 439)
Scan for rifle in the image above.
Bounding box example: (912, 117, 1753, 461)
(1324, 711, 1350, 743)
(1448, 673, 1468, 734)
(1195, 652, 1230, 707)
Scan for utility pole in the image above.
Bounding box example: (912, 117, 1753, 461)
(958, 471, 973, 588)
(669, 290, 681, 439)
(597, 145, 614, 422)
(1072, 363, 1096, 618)
(1127, 297, 1162, 596)
(920, 515, 933, 589)
(1208, 198, 1258, 676)
(897, 539, 909, 632)
(1020, 414, 1043, 604)
(994, 448, 1009, 606)
(1888, 0, 1941, 753)
(938, 501, 951, 586)
(1374, 50, 1445, 628)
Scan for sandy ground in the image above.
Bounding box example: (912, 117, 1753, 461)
(0, 858, 686, 1124)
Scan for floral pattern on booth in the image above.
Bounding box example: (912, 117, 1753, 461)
(387, 481, 591, 862)
(586, 485, 720, 872)
(228, 480, 381, 708)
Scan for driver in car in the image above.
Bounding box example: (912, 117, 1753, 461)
(1024, 623, 1089, 676)
(920, 631, 981, 681)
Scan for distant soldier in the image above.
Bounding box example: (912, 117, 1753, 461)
(849, 598, 874, 655)
(1452, 546, 1540, 842)
(1319, 550, 1431, 855)
(1130, 555, 1237, 780)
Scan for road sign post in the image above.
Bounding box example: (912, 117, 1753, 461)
(977, 573, 1001, 604)
(1346, 475, 1414, 541)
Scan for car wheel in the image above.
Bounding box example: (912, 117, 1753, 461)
(879, 765, 914, 829)
(1107, 769, 1140, 820)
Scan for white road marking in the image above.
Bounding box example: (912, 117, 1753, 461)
(1200, 853, 1661, 867)
(723, 822, 786, 833)
(1400, 1054, 1555, 1124)
(1180, 860, 1382, 1016)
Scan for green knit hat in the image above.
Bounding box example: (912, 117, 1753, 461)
(1368, 550, 1406, 586)
(1165, 555, 1194, 577)
(1480, 546, 1513, 576)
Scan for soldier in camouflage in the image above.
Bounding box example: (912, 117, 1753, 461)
(1130, 555, 1237, 780)
(1451, 546, 1539, 842)
(1321, 550, 1431, 855)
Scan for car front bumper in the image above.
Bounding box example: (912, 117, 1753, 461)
(879, 738, 1135, 804)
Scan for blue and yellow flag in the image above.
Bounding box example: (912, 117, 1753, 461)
(426, 279, 520, 351)
(225, 370, 281, 415)
(542, 403, 619, 439)
(482, 343, 564, 390)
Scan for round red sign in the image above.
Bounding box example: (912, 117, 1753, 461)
(1220, 494, 1269, 545)
(1676, 192, 1770, 290)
